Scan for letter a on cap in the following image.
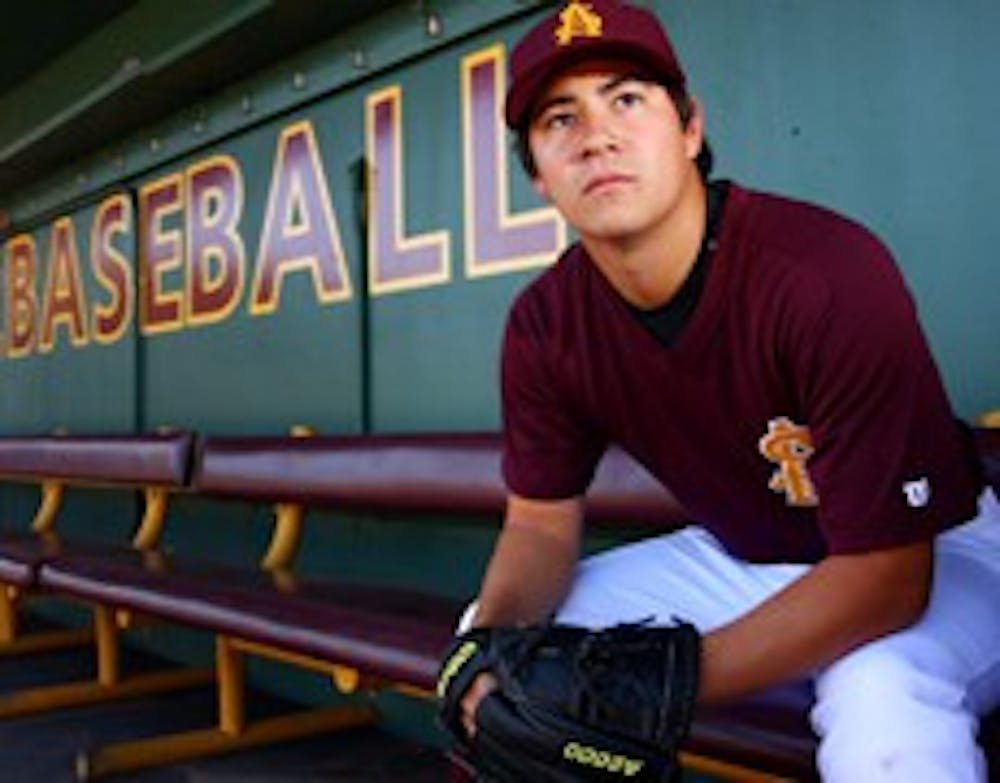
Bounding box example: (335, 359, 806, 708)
(555, 1, 604, 46)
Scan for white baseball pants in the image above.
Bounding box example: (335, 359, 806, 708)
(547, 489, 1000, 782)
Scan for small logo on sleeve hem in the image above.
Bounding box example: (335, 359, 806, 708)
(902, 477, 932, 508)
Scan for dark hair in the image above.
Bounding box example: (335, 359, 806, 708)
(514, 81, 714, 181)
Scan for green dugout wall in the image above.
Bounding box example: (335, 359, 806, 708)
(0, 0, 997, 436)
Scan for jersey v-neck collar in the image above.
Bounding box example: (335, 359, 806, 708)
(584, 181, 746, 365)
(629, 180, 730, 348)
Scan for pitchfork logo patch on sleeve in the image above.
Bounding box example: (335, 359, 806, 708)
(758, 417, 819, 507)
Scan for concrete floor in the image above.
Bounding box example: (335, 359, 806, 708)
(0, 630, 448, 782)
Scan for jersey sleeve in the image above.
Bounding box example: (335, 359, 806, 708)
(789, 231, 982, 554)
(500, 291, 606, 500)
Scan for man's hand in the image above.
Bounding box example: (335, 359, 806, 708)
(436, 641, 497, 744)
(460, 672, 498, 738)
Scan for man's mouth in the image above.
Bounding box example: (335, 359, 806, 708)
(583, 173, 635, 195)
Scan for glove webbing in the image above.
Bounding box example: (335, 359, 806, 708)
(566, 622, 700, 747)
(656, 622, 700, 745)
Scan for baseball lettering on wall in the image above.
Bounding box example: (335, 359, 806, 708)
(248, 122, 351, 317)
(0, 43, 565, 359)
(91, 194, 134, 345)
(3, 233, 39, 358)
(461, 45, 566, 279)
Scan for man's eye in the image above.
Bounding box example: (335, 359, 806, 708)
(544, 112, 575, 130)
(614, 91, 643, 109)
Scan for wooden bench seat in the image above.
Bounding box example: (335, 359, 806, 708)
(0, 537, 45, 587)
(40, 550, 460, 690)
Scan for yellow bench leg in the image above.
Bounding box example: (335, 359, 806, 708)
(0, 586, 18, 643)
(76, 702, 377, 780)
(0, 603, 213, 720)
(217, 634, 245, 735)
(0, 587, 94, 657)
(76, 633, 378, 780)
(0, 625, 94, 658)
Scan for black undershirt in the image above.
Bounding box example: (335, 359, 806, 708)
(630, 179, 729, 347)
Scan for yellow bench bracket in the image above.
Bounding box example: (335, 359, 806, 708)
(30, 479, 64, 536)
(131, 486, 171, 552)
(0, 603, 213, 722)
(76, 633, 378, 780)
(260, 502, 305, 573)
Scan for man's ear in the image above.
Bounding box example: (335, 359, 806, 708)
(684, 96, 705, 162)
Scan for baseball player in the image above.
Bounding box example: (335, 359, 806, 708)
(439, 2, 1000, 781)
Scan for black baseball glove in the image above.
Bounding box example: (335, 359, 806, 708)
(437, 621, 701, 782)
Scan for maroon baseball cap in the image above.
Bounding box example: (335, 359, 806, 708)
(505, 0, 687, 129)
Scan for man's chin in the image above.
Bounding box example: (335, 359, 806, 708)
(577, 219, 647, 244)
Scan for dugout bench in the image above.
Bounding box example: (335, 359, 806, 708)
(0, 433, 215, 719)
(0, 429, 997, 780)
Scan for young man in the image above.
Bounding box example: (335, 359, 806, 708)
(451, 2, 1000, 780)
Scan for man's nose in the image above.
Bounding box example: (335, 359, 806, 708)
(577, 107, 620, 158)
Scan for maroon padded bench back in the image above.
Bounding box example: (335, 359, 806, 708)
(196, 427, 1000, 527)
(196, 434, 687, 527)
(0, 433, 194, 487)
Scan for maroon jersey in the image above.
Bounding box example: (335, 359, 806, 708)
(501, 183, 983, 562)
